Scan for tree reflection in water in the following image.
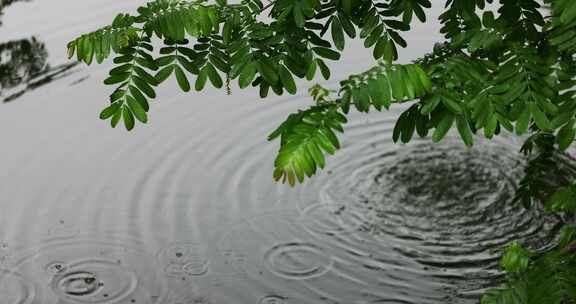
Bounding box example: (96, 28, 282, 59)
(0, 0, 79, 102)
(0, 0, 31, 26)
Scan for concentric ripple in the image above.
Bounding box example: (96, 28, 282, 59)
(217, 211, 335, 280)
(313, 135, 561, 301)
(157, 243, 209, 277)
(52, 271, 102, 297)
(258, 295, 287, 304)
(0, 1, 568, 302)
(48, 259, 137, 303)
(263, 242, 333, 279)
(3, 238, 168, 304)
(0, 270, 35, 304)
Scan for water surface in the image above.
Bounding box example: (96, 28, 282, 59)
(0, 1, 561, 303)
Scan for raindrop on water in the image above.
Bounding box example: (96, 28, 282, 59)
(157, 243, 209, 277)
(44, 262, 68, 275)
(263, 242, 333, 280)
(56, 271, 101, 296)
(258, 295, 287, 304)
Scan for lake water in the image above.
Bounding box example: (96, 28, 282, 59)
(0, 1, 562, 303)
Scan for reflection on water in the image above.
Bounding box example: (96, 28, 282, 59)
(0, 0, 30, 25)
(0, 0, 78, 102)
(0, 38, 47, 89)
(0, 1, 569, 303)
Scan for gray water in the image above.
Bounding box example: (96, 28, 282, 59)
(0, 1, 561, 303)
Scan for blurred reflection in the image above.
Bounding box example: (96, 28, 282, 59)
(0, 0, 79, 102)
(0, 0, 31, 25)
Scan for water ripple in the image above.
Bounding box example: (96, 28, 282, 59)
(3, 237, 169, 304)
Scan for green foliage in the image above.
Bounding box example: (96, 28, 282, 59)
(339, 63, 431, 113)
(71, 1, 576, 301)
(549, 14, 576, 55)
(71, 1, 576, 181)
(68, 14, 140, 65)
(268, 102, 346, 186)
(267, 63, 431, 184)
(499, 241, 534, 273)
(548, 184, 576, 212)
(482, 228, 576, 304)
(513, 132, 576, 211)
(489, 132, 576, 304)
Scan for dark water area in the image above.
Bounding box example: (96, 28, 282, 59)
(0, 1, 565, 303)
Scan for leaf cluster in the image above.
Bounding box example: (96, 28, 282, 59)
(70, 0, 576, 186)
(482, 230, 576, 304)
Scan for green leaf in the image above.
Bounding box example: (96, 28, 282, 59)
(100, 102, 121, 120)
(316, 59, 330, 80)
(134, 66, 159, 86)
(432, 113, 454, 143)
(389, 67, 405, 101)
(516, 106, 531, 135)
(293, 3, 305, 27)
(393, 111, 407, 143)
(111, 107, 122, 128)
(109, 64, 132, 75)
(401, 109, 416, 143)
(421, 96, 440, 115)
(279, 65, 297, 95)
(331, 18, 345, 51)
(306, 60, 317, 80)
(456, 116, 474, 146)
(174, 65, 190, 92)
(126, 95, 148, 123)
(195, 67, 208, 91)
(484, 115, 498, 139)
(482, 11, 495, 28)
(367, 77, 389, 110)
(129, 85, 149, 112)
(155, 65, 175, 84)
(123, 105, 135, 131)
(557, 123, 576, 151)
(373, 37, 387, 60)
(353, 87, 371, 112)
(239, 62, 257, 89)
(383, 20, 410, 31)
(156, 55, 176, 67)
(133, 76, 156, 98)
(441, 95, 463, 114)
(104, 73, 130, 85)
(271, 105, 346, 185)
(177, 56, 199, 74)
(338, 14, 356, 38)
(205, 63, 223, 89)
(257, 61, 279, 85)
(529, 102, 551, 131)
(312, 47, 341, 60)
(384, 40, 398, 63)
(561, 3, 576, 24)
(341, 0, 352, 15)
(67, 41, 76, 59)
(500, 241, 532, 273)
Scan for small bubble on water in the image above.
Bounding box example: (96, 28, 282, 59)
(45, 262, 68, 275)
